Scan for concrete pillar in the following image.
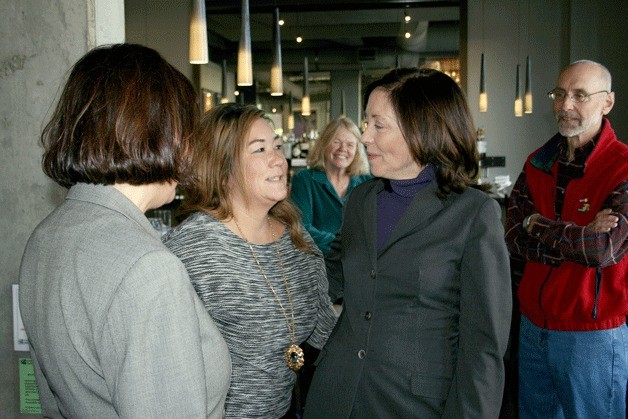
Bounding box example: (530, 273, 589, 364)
(330, 70, 362, 126)
(0, 0, 123, 415)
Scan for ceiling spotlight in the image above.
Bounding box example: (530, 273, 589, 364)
(404, 11, 411, 23)
(278, 19, 284, 25)
(296, 36, 303, 43)
(404, 31, 411, 39)
(234, 90, 240, 96)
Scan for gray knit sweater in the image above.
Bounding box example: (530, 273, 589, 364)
(162, 212, 337, 418)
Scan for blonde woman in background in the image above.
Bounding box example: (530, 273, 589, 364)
(290, 117, 371, 255)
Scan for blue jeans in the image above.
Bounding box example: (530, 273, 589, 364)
(518, 316, 627, 418)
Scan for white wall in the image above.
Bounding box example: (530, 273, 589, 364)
(466, 0, 627, 189)
(466, 0, 564, 186)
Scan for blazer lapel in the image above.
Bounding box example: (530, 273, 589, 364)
(378, 180, 444, 256)
(360, 179, 383, 265)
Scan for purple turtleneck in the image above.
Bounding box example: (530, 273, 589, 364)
(376, 164, 436, 251)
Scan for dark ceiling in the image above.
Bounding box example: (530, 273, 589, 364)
(203, 0, 461, 97)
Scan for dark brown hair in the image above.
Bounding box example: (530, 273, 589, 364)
(364, 67, 480, 197)
(181, 103, 313, 253)
(41, 43, 198, 188)
(306, 116, 370, 176)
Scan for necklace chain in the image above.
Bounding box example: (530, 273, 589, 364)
(233, 216, 297, 345)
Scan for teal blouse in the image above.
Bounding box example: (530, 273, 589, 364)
(290, 168, 371, 254)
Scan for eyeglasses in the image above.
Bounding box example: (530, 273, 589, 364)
(547, 89, 609, 104)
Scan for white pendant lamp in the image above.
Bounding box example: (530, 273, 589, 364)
(221, 59, 229, 103)
(514, 64, 523, 117)
(237, 0, 253, 86)
(189, 0, 208, 64)
(270, 8, 283, 96)
(301, 57, 311, 116)
(524, 56, 533, 113)
(479, 53, 488, 112)
(340, 90, 346, 117)
(287, 92, 295, 131)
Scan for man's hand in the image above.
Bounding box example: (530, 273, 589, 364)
(587, 208, 619, 233)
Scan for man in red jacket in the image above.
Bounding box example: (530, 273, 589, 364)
(506, 60, 627, 418)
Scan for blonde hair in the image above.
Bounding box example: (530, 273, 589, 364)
(306, 117, 370, 175)
(181, 103, 313, 253)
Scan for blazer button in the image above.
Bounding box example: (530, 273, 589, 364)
(357, 349, 366, 359)
(370, 269, 376, 279)
(364, 311, 372, 320)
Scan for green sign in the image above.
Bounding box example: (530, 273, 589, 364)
(19, 358, 42, 414)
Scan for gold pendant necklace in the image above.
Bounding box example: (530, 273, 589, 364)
(233, 216, 305, 372)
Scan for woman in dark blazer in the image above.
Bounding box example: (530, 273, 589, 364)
(304, 68, 512, 418)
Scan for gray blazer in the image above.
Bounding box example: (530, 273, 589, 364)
(305, 179, 512, 418)
(19, 184, 231, 418)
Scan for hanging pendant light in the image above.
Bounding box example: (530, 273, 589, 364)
(189, 0, 208, 64)
(523, 0, 533, 114)
(237, 0, 253, 86)
(479, 53, 488, 112)
(287, 92, 295, 131)
(478, 0, 487, 112)
(270, 8, 283, 96)
(524, 55, 533, 114)
(514, 64, 523, 117)
(301, 57, 311, 116)
(340, 90, 346, 117)
(221, 59, 229, 103)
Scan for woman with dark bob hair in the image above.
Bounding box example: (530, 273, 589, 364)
(305, 68, 512, 418)
(19, 44, 231, 418)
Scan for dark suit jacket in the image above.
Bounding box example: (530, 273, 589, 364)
(305, 178, 512, 418)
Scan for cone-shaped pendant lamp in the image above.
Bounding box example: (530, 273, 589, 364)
(524, 55, 533, 113)
(514, 64, 523, 117)
(189, 0, 208, 64)
(479, 53, 488, 112)
(270, 8, 283, 96)
(237, 0, 253, 86)
(287, 92, 295, 131)
(340, 90, 346, 117)
(478, 0, 487, 112)
(221, 59, 229, 103)
(301, 57, 311, 116)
